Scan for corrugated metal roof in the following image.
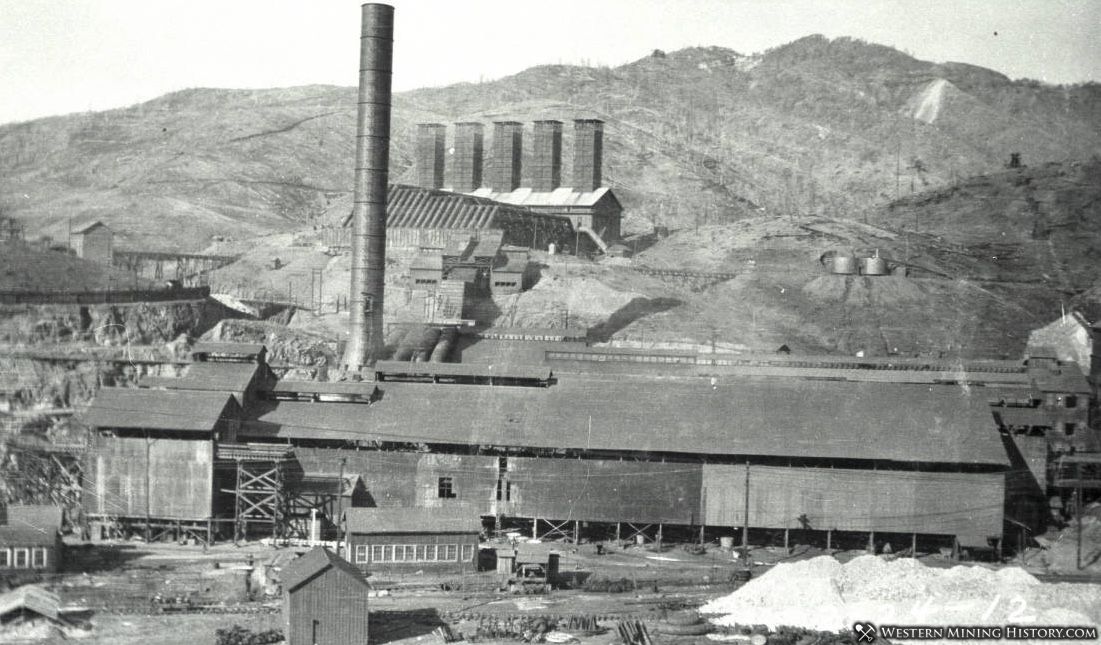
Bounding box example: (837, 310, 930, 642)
(281, 547, 369, 593)
(82, 388, 238, 431)
(340, 185, 573, 235)
(343, 507, 483, 534)
(245, 375, 1008, 466)
(470, 186, 617, 209)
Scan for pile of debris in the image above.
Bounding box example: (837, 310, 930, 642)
(700, 555, 1101, 634)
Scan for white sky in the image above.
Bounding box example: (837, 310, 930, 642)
(0, 0, 1098, 125)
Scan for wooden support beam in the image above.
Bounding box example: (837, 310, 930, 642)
(912, 532, 917, 558)
(868, 530, 875, 554)
(784, 528, 789, 552)
(826, 528, 832, 552)
(574, 520, 580, 545)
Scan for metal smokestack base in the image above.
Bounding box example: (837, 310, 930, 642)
(343, 3, 394, 371)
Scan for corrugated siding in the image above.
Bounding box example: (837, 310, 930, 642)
(84, 436, 213, 519)
(507, 458, 702, 524)
(701, 464, 1003, 545)
(286, 566, 370, 645)
(295, 449, 498, 513)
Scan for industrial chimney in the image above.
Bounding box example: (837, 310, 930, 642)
(572, 119, 603, 192)
(414, 123, 446, 189)
(343, 3, 393, 371)
(488, 121, 523, 193)
(452, 122, 484, 192)
(531, 120, 563, 192)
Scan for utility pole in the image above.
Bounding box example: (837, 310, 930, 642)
(145, 431, 152, 543)
(742, 459, 750, 568)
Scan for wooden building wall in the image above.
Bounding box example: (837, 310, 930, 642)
(74, 227, 113, 265)
(506, 458, 702, 525)
(285, 566, 370, 645)
(296, 449, 499, 513)
(701, 464, 1004, 547)
(83, 435, 214, 519)
(346, 531, 479, 575)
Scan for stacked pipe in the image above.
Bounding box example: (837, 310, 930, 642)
(343, 3, 394, 371)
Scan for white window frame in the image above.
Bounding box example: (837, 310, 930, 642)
(13, 548, 29, 569)
(0, 548, 9, 567)
(354, 544, 369, 564)
(31, 548, 47, 568)
(461, 544, 474, 562)
(370, 545, 384, 562)
(443, 544, 457, 561)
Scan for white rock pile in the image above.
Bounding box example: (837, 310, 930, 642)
(700, 555, 1101, 639)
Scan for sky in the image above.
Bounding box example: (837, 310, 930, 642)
(0, 0, 1098, 125)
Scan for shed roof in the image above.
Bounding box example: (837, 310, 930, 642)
(141, 362, 264, 395)
(280, 547, 369, 593)
(0, 525, 59, 547)
(245, 375, 1009, 467)
(4, 505, 63, 533)
(470, 186, 621, 211)
(344, 507, 484, 534)
(411, 254, 444, 271)
(0, 586, 61, 622)
(82, 388, 238, 432)
(374, 360, 552, 381)
(191, 342, 266, 359)
(71, 220, 108, 235)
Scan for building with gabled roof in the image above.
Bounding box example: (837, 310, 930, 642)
(282, 547, 369, 645)
(343, 507, 481, 574)
(0, 505, 64, 578)
(69, 220, 113, 265)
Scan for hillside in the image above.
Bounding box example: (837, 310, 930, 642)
(1, 36, 1099, 252)
(0, 244, 157, 293)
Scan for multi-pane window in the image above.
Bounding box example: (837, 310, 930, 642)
(0, 549, 9, 567)
(438, 477, 456, 499)
(31, 548, 47, 568)
(363, 543, 468, 562)
(13, 549, 29, 568)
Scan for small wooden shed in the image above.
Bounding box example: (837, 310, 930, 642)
(282, 547, 369, 645)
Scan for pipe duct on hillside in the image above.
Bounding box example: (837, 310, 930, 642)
(343, 3, 393, 371)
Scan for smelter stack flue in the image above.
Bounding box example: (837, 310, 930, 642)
(344, 3, 394, 371)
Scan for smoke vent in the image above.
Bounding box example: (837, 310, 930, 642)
(343, 3, 394, 371)
(531, 120, 563, 192)
(414, 123, 446, 189)
(488, 121, 523, 192)
(452, 122, 484, 192)
(572, 119, 603, 192)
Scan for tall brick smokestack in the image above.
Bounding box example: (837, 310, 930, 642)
(532, 120, 563, 192)
(572, 119, 603, 191)
(414, 123, 446, 189)
(343, 3, 393, 371)
(452, 122, 484, 192)
(488, 121, 523, 192)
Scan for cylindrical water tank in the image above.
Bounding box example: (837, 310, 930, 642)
(862, 256, 888, 275)
(831, 255, 858, 274)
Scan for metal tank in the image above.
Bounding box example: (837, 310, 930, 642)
(862, 255, 888, 276)
(831, 254, 858, 275)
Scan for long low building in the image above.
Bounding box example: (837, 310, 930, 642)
(240, 374, 1015, 548)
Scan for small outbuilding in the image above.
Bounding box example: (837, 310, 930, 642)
(343, 507, 482, 575)
(70, 221, 113, 265)
(282, 547, 369, 645)
(0, 505, 64, 578)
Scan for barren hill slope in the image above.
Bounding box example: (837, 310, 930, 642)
(2, 37, 1099, 252)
